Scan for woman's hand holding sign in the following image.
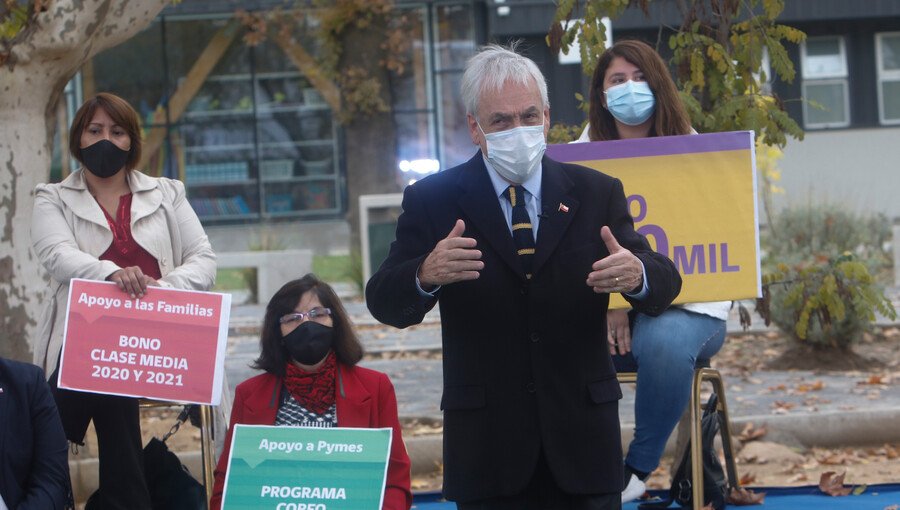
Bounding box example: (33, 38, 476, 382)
(108, 266, 158, 298)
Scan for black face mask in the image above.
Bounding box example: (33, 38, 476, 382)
(283, 321, 334, 366)
(81, 139, 130, 178)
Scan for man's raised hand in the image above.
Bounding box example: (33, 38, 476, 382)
(418, 219, 483, 288)
(586, 226, 644, 294)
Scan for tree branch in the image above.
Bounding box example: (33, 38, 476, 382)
(9, 0, 166, 71)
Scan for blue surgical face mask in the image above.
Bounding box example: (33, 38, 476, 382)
(604, 80, 656, 126)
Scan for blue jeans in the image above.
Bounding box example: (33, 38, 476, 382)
(623, 307, 726, 474)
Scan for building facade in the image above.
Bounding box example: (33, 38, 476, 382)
(60, 0, 900, 255)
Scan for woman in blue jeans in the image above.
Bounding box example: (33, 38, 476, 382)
(575, 39, 730, 502)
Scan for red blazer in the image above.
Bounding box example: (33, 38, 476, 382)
(209, 363, 412, 510)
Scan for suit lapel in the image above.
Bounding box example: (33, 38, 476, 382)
(127, 171, 163, 225)
(533, 157, 579, 276)
(456, 154, 523, 279)
(243, 376, 280, 425)
(336, 365, 372, 427)
(59, 171, 109, 230)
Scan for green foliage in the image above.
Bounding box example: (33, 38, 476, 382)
(312, 254, 352, 282)
(0, 4, 28, 39)
(0, 1, 39, 65)
(547, 120, 587, 144)
(213, 268, 247, 291)
(346, 249, 364, 295)
(759, 255, 896, 348)
(759, 205, 896, 349)
(550, 0, 806, 148)
(313, 252, 364, 294)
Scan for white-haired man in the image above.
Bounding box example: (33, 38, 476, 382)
(367, 44, 682, 509)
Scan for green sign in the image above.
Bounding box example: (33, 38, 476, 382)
(221, 425, 392, 510)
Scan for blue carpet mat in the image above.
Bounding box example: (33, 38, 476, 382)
(411, 483, 900, 509)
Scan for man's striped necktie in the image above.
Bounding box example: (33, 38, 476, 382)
(504, 185, 535, 279)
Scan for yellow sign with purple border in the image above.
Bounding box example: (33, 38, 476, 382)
(547, 130, 760, 305)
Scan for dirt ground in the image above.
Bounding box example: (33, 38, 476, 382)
(82, 326, 900, 495)
(404, 326, 900, 493)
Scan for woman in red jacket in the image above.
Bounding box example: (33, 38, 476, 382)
(210, 274, 412, 509)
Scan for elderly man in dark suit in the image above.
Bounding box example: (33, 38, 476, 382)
(0, 357, 70, 510)
(366, 44, 682, 509)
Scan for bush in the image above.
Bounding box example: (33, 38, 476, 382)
(759, 205, 896, 349)
(759, 255, 895, 349)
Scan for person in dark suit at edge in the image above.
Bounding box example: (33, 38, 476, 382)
(0, 357, 70, 510)
(365, 43, 682, 510)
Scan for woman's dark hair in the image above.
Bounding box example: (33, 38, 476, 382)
(69, 92, 142, 171)
(253, 274, 364, 376)
(588, 39, 692, 141)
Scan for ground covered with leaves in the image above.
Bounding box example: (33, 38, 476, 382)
(409, 326, 900, 494)
(118, 326, 900, 496)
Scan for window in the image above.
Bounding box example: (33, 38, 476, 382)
(391, 2, 476, 184)
(434, 3, 476, 170)
(391, 6, 438, 185)
(876, 32, 900, 125)
(801, 36, 850, 128)
(83, 15, 343, 224)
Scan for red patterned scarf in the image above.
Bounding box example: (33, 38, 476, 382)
(283, 351, 336, 415)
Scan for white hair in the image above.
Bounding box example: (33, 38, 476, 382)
(460, 42, 550, 117)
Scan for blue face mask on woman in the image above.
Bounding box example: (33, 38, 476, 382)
(604, 80, 656, 126)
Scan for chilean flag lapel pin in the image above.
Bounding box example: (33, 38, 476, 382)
(558, 203, 569, 213)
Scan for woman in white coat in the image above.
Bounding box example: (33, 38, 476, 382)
(31, 92, 216, 509)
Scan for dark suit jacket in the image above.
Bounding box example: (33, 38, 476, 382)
(366, 153, 681, 502)
(0, 357, 69, 510)
(209, 363, 412, 510)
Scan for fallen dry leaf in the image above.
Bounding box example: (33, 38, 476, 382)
(819, 453, 850, 465)
(787, 473, 809, 483)
(738, 422, 768, 442)
(818, 471, 852, 496)
(859, 374, 887, 385)
(886, 444, 898, 459)
(794, 380, 825, 393)
(771, 400, 796, 414)
(410, 477, 432, 490)
(728, 487, 766, 505)
(851, 484, 868, 496)
(738, 472, 758, 486)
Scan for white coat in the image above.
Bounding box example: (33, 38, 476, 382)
(30, 169, 217, 377)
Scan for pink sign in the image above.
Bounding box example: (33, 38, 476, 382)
(58, 279, 231, 404)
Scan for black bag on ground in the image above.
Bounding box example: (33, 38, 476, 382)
(639, 392, 728, 510)
(84, 407, 207, 510)
(142, 436, 208, 510)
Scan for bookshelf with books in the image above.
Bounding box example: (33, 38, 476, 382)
(180, 70, 341, 223)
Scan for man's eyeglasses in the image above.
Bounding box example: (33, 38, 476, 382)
(279, 307, 332, 324)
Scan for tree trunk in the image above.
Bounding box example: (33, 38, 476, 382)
(338, 16, 402, 255)
(0, 0, 167, 362)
